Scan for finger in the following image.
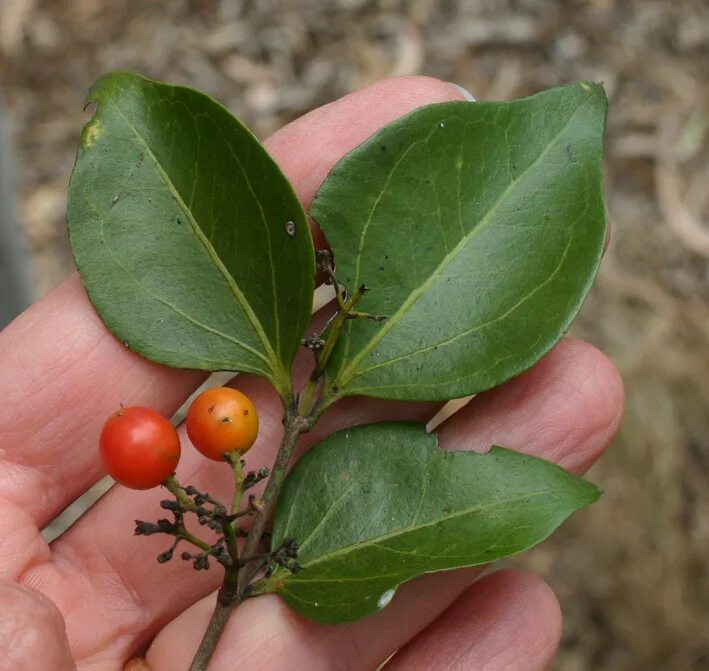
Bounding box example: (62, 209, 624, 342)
(437, 337, 624, 473)
(0, 272, 204, 530)
(0, 75, 464, 535)
(142, 339, 620, 671)
(0, 581, 75, 671)
(264, 76, 464, 207)
(385, 569, 561, 671)
(147, 570, 479, 671)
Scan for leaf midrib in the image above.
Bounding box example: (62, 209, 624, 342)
(352, 232, 575, 380)
(282, 487, 561, 576)
(338, 132, 437, 370)
(108, 92, 282, 379)
(211, 120, 283, 360)
(333, 96, 590, 389)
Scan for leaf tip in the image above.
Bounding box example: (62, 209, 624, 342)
(84, 71, 152, 111)
(585, 481, 603, 504)
(579, 80, 608, 110)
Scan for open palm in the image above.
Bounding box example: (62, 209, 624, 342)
(0, 76, 623, 671)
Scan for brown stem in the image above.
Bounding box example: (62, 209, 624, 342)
(187, 595, 234, 671)
(237, 410, 310, 592)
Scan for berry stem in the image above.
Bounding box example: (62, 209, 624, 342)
(163, 475, 199, 512)
(222, 455, 243, 567)
(229, 454, 244, 516)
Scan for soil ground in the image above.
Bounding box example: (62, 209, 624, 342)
(1, 1, 708, 669)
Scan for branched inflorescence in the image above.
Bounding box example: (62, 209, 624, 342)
(133, 469, 300, 580)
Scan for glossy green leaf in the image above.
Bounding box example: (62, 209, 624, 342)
(311, 83, 608, 402)
(261, 422, 600, 623)
(68, 72, 314, 395)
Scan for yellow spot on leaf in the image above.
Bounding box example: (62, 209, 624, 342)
(82, 120, 102, 148)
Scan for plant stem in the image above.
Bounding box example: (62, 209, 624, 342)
(222, 455, 243, 566)
(186, 265, 367, 669)
(229, 455, 244, 516)
(298, 375, 320, 418)
(237, 410, 310, 590)
(186, 411, 310, 670)
(298, 281, 372, 418)
(318, 283, 367, 372)
(187, 597, 234, 671)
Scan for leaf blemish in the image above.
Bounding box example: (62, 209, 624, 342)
(82, 119, 102, 148)
(285, 220, 297, 237)
(378, 589, 396, 609)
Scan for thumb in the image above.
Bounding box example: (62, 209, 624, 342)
(0, 581, 75, 671)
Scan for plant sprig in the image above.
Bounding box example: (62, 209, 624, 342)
(73, 73, 609, 670)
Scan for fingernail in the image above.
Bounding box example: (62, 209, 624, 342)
(451, 83, 476, 101)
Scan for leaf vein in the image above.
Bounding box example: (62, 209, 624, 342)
(296, 488, 556, 571)
(353, 232, 573, 377)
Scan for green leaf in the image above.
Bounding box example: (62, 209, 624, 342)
(68, 72, 314, 395)
(260, 422, 600, 624)
(311, 82, 608, 402)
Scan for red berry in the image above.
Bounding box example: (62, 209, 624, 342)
(100, 407, 180, 489)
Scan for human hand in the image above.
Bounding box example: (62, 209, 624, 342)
(0, 76, 623, 671)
